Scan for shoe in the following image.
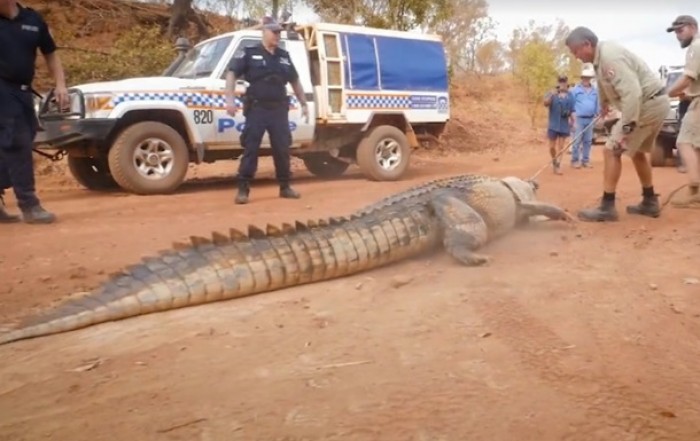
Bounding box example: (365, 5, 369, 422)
(235, 181, 250, 205)
(279, 185, 300, 199)
(552, 160, 563, 175)
(626, 195, 661, 218)
(0, 196, 20, 224)
(21, 205, 56, 224)
(577, 200, 619, 222)
(582, 162, 593, 168)
(571, 161, 581, 169)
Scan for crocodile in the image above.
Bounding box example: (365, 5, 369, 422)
(0, 174, 572, 346)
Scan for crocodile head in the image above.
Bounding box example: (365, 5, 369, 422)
(500, 176, 538, 203)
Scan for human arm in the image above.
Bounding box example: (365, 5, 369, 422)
(38, 19, 68, 109)
(543, 90, 555, 107)
(286, 58, 308, 122)
(225, 54, 247, 117)
(668, 46, 699, 99)
(604, 58, 642, 130)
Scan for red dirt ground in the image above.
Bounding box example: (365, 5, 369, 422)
(2, 139, 700, 440)
(2, 2, 700, 438)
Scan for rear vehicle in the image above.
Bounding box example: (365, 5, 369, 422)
(32, 22, 450, 194)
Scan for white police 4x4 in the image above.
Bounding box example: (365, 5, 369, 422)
(34, 22, 450, 195)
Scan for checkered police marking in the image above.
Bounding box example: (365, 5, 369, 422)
(110, 91, 299, 109)
(346, 94, 447, 110)
(346, 94, 411, 109)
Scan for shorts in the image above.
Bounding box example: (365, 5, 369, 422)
(677, 98, 700, 148)
(605, 94, 670, 157)
(547, 129, 569, 140)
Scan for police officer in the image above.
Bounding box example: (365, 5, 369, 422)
(565, 26, 671, 222)
(666, 15, 700, 208)
(0, 0, 67, 224)
(224, 16, 309, 205)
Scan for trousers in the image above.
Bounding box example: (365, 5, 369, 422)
(571, 116, 595, 164)
(237, 104, 292, 185)
(0, 83, 40, 210)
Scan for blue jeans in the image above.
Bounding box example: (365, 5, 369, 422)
(571, 117, 594, 164)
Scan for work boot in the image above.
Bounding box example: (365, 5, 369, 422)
(626, 194, 661, 218)
(577, 199, 619, 222)
(0, 195, 20, 223)
(671, 186, 700, 209)
(21, 205, 56, 224)
(279, 184, 300, 199)
(235, 181, 250, 205)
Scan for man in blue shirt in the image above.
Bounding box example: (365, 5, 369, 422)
(570, 65, 599, 168)
(544, 75, 576, 174)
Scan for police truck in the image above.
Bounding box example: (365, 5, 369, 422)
(33, 21, 450, 194)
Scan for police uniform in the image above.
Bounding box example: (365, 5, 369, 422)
(593, 41, 670, 158)
(228, 40, 301, 203)
(0, 3, 56, 223)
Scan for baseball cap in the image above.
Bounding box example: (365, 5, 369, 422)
(261, 16, 282, 32)
(666, 15, 697, 32)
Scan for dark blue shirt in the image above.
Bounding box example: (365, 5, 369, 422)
(0, 4, 57, 85)
(228, 44, 298, 103)
(545, 90, 575, 133)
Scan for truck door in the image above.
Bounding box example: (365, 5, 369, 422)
(314, 31, 346, 120)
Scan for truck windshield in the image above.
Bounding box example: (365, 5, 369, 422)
(170, 36, 233, 79)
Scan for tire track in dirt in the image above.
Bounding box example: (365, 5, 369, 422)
(471, 292, 700, 441)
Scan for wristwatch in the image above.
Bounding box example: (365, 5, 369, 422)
(622, 122, 636, 134)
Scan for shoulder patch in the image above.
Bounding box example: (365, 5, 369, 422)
(603, 66, 615, 79)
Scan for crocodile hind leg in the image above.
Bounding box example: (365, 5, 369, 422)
(520, 201, 574, 222)
(430, 192, 490, 266)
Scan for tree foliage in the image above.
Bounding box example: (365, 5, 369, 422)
(507, 18, 584, 126)
(306, 0, 451, 31)
(514, 39, 557, 127)
(65, 25, 174, 85)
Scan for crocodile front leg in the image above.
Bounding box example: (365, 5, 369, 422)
(430, 192, 490, 266)
(520, 201, 574, 222)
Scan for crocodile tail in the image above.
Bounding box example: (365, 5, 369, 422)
(0, 210, 435, 346)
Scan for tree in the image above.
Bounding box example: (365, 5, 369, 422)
(306, 0, 452, 31)
(426, 0, 490, 73)
(514, 39, 557, 127)
(168, 0, 210, 40)
(475, 39, 506, 75)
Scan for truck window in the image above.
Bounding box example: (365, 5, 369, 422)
(171, 36, 233, 79)
(219, 38, 287, 79)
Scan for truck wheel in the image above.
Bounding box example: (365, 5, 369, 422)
(67, 154, 119, 191)
(302, 153, 349, 178)
(356, 125, 411, 181)
(108, 121, 189, 195)
(651, 137, 673, 167)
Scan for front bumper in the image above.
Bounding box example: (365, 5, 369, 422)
(33, 118, 116, 149)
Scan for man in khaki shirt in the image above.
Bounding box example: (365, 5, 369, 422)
(565, 27, 670, 222)
(666, 15, 700, 208)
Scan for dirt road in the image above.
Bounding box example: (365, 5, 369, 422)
(2, 143, 700, 441)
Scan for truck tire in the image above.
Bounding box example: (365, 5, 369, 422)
(67, 154, 119, 191)
(302, 153, 349, 178)
(107, 121, 189, 195)
(651, 137, 673, 167)
(356, 125, 411, 181)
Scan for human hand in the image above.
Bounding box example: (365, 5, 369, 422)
(301, 103, 309, 123)
(226, 103, 237, 117)
(54, 86, 69, 112)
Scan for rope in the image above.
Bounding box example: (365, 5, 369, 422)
(525, 116, 689, 213)
(528, 117, 601, 182)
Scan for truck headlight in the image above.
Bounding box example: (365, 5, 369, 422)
(84, 94, 113, 115)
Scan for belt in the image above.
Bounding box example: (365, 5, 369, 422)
(0, 78, 31, 91)
(578, 115, 595, 118)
